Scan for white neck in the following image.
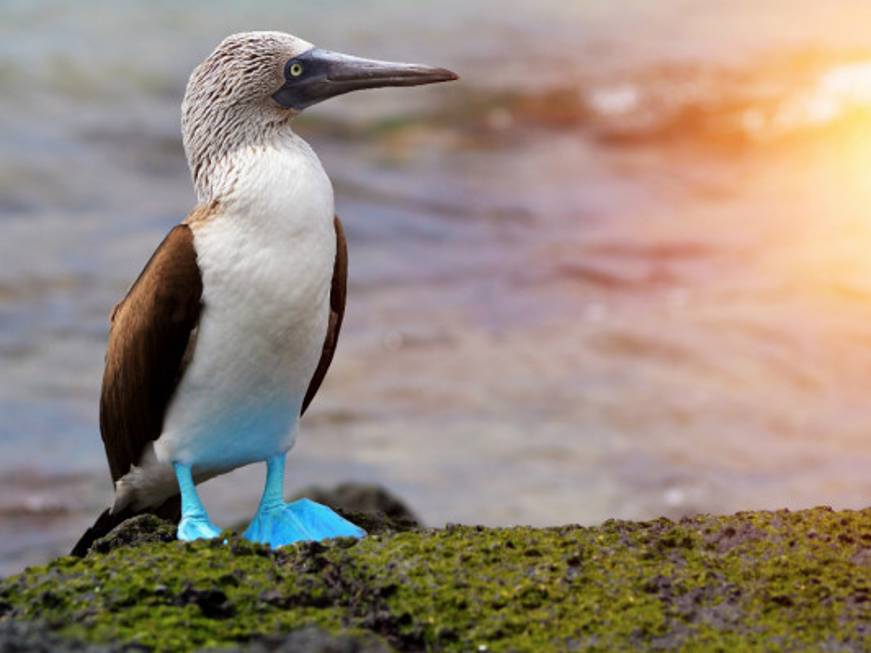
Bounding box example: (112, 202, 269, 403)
(189, 122, 286, 203)
(210, 130, 335, 234)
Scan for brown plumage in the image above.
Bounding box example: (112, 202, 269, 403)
(303, 216, 347, 414)
(100, 224, 204, 484)
(71, 215, 347, 556)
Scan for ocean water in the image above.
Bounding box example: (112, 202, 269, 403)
(2, 0, 871, 574)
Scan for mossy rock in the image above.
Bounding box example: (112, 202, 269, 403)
(1, 507, 869, 652)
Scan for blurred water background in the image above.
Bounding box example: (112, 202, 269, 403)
(2, 0, 871, 574)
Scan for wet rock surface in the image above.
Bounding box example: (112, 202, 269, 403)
(1, 506, 869, 652)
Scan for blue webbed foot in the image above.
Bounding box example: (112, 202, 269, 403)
(177, 515, 222, 542)
(243, 498, 366, 548)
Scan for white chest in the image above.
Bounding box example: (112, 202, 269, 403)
(156, 134, 337, 469)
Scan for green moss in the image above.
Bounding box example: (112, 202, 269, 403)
(1, 507, 869, 652)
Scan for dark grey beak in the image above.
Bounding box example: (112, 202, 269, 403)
(273, 48, 458, 111)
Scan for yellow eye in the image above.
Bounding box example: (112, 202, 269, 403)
(290, 62, 304, 77)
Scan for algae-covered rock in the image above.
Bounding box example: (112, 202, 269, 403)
(0, 619, 144, 651)
(1, 507, 869, 652)
(87, 502, 414, 559)
(90, 515, 178, 555)
(0, 620, 387, 653)
(211, 625, 391, 652)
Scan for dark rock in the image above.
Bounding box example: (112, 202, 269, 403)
(89, 514, 177, 555)
(290, 483, 419, 526)
(333, 509, 417, 536)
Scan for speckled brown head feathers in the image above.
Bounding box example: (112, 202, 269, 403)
(181, 31, 312, 200)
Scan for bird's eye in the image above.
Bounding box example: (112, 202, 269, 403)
(289, 62, 304, 78)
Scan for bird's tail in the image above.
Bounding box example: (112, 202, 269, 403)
(70, 495, 181, 557)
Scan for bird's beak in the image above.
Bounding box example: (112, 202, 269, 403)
(273, 48, 459, 111)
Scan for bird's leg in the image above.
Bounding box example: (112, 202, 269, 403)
(174, 462, 221, 541)
(242, 453, 365, 547)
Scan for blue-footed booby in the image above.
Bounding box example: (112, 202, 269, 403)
(72, 32, 457, 555)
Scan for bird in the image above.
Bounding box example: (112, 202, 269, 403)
(71, 31, 457, 555)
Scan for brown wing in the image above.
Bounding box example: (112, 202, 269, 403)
(302, 215, 347, 415)
(100, 224, 203, 481)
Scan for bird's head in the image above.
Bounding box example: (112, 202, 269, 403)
(182, 31, 457, 198)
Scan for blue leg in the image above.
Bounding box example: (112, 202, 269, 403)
(243, 454, 365, 547)
(174, 462, 221, 542)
